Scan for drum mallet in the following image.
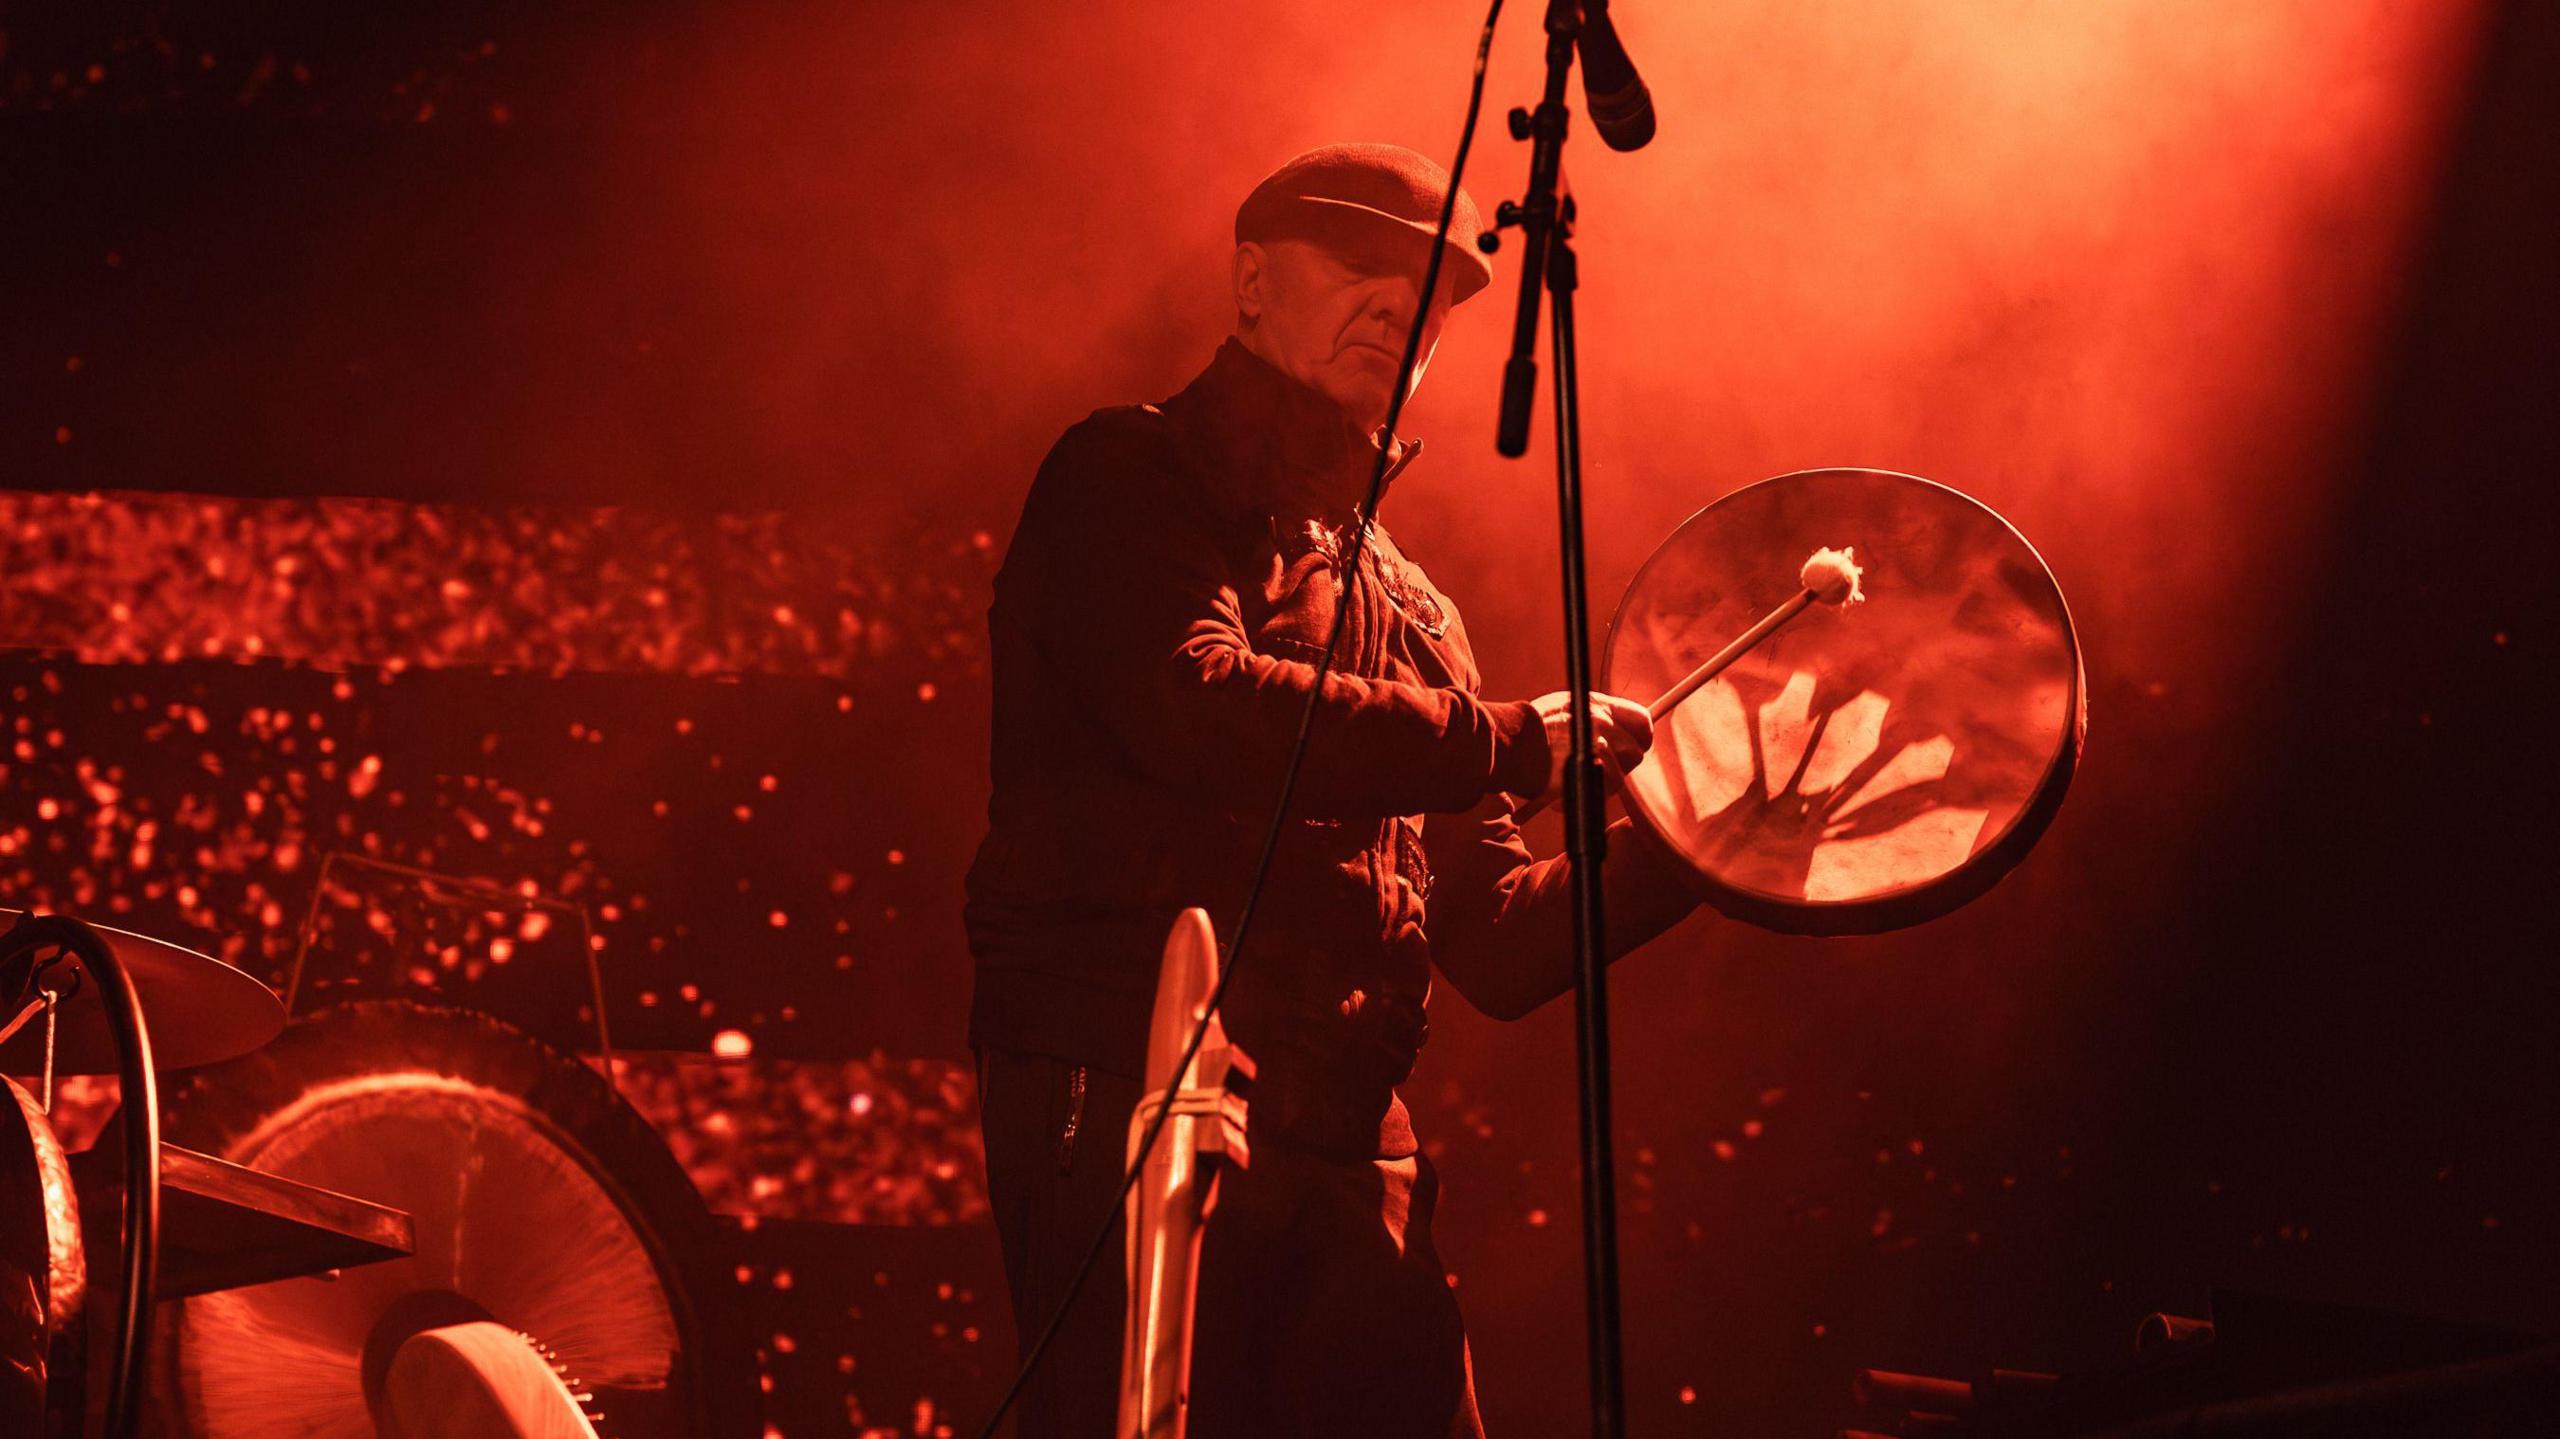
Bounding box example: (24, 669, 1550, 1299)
(1515, 547, 1864, 819)
(1644, 546, 1864, 724)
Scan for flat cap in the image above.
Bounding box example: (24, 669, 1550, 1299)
(1235, 143, 1496, 304)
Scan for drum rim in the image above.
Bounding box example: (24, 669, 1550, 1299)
(1600, 466, 2086, 936)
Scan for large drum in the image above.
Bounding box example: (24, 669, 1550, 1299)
(1604, 468, 2084, 935)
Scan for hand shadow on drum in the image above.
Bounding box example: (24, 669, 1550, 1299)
(1652, 688, 1958, 902)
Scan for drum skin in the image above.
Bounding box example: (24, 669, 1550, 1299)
(378, 1321, 604, 1439)
(1604, 468, 2085, 935)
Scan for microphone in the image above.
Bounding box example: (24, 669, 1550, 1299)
(1577, 1, 1656, 152)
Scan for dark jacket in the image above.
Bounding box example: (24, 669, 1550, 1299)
(965, 339, 1700, 1157)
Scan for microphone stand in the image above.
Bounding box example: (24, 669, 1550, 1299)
(1484, 3, 1624, 1435)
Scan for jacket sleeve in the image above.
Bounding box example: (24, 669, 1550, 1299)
(1008, 412, 1551, 820)
(1420, 795, 1708, 1020)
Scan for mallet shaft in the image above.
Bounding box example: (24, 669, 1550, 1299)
(1648, 588, 1816, 721)
(1511, 587, 1820, 823)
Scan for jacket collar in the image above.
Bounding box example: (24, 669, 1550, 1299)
(1167, 337, 1422, 516)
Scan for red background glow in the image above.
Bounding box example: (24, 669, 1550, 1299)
(6, 0, 2550, 1434)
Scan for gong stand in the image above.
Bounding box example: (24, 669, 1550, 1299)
(1483, 4, 1627, 1435)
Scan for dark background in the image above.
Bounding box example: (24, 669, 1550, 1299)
(5, 0, 2555, 1433)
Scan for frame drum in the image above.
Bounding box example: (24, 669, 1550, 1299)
(1604, 468, 2084, 934)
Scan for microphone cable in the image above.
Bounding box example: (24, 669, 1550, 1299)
(973, 0, 1511, 1430)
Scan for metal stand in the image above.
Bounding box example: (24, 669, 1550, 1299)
(286, 851, 614, 1084)
(1483, 4, 1624, 1434)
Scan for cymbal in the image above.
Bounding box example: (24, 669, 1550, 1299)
(0, 910, 285, 1075)
(1604, 468, 2084, 934)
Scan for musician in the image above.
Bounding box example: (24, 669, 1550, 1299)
(965, 143, 1705, 1436)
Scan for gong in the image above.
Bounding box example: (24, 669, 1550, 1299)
(1, 1076, 84, 1435)
(153, 1000, 760, 1439)
(1604, 468, 2084, 934)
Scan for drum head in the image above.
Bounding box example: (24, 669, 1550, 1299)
(1604, 468, 2084, 935)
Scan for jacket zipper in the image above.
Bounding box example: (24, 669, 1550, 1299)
(1057, 1063, 1088, 1174)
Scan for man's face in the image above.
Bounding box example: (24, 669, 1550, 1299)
(1233, 219, 1458, 434)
